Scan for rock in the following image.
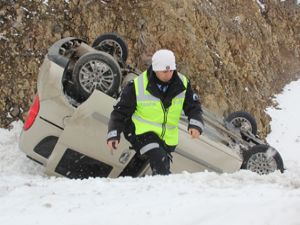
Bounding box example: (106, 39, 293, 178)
(9, 105, 20, 118)
(0, 0, 299, 137)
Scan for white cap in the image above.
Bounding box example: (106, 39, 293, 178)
(152, 49, 176, 71)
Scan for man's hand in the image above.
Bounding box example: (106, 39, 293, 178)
(107, 139, 119, 154)
(188, 128, 200, 139)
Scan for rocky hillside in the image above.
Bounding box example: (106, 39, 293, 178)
(0, 0, 299, 136)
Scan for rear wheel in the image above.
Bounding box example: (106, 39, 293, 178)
(225, 111, 257, 135)
(92, 33, 128, 63)
(72, 52, 121, 100)
(241, 144, 284, 175)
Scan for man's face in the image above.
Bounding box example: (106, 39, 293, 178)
(155, 70, 174, 82)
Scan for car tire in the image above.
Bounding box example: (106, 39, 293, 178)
(92, 32, 128, 63)
(72, 51, 121, 100)
(241, 144, 284, 175)
(225, 111, 258, 136)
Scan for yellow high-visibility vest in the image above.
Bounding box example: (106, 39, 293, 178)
(132, 71, 187, 146)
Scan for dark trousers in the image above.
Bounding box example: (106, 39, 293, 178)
(125, 131, 175, 175)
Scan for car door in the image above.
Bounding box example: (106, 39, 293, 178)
(45, 90, 135, 179)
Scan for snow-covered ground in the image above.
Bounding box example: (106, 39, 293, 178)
(1, 80, 300, 225)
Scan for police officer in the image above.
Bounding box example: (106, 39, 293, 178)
(107, 49, 204, 175)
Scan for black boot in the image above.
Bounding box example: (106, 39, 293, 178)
(145, 148, 171, 175)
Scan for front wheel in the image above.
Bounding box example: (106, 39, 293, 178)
(241, 144, 284, 175)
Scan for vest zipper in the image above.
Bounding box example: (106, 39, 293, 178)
(160, 102, 169, 139)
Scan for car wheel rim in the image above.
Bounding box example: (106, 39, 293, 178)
(79, 60, 115, 94)
(97, 40, 123, 61)
(246, 152, 277, 175)
(230, 117, 252, 133)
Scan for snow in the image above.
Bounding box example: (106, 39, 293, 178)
(233, 16, 242, 25)
(256, 0, 267, 14)
(1, 80, 300, 225)
(0, 34, 9, 41)
(266, 79, 300, 166)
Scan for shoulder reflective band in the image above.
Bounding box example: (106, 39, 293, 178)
(176, 73, 187, 98)
(136, 72, 187, 101)
(136, 73, 159, 101)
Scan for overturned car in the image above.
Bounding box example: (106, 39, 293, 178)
(19, 33, 285, 179)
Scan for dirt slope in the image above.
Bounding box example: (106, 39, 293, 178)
(0, 0, 299, 136)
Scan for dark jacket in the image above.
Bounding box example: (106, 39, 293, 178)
(107, 66, 204, 145)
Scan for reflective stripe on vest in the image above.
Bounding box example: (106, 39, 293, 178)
(132, 71, 187, 146)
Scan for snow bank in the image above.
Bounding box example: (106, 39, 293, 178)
(1, 79, 300, 225)
(266, 79, 300, 170)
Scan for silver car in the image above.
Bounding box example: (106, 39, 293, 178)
(19, 34, 284, 179)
